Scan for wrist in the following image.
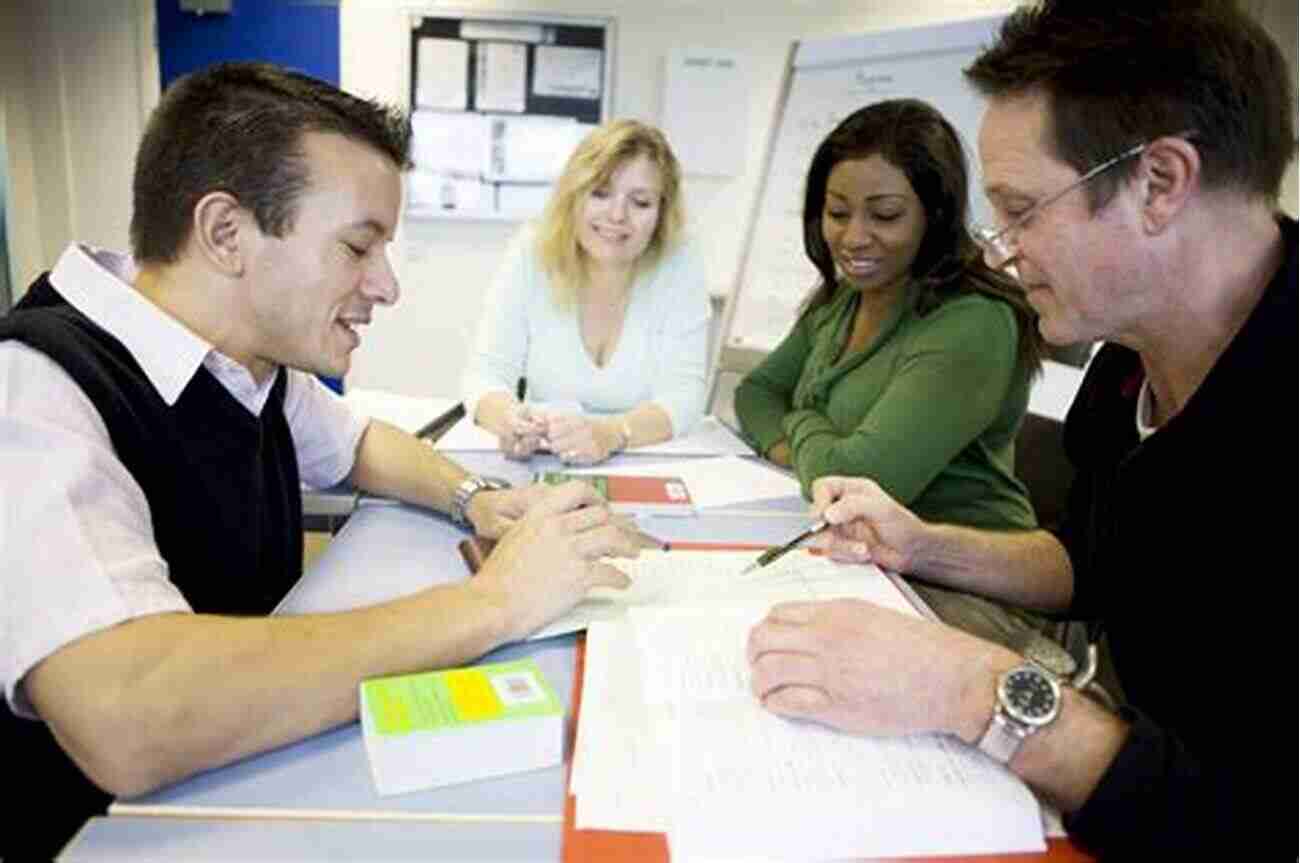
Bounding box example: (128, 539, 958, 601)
(950, 646, 1021, 745)
(602, 417, 632, 454)
(460, 575, 514, 648)
(910, 520, 961, 576)
(450, 475, 510, 527)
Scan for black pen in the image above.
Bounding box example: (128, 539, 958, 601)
(741, 519, 829, 574)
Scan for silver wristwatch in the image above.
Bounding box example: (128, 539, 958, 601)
(976, 663, 1062, 764)
(450, 475, 511, 526)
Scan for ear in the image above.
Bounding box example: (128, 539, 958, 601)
(1135, 135, 1199, 235)
(191, 192, 248, 276)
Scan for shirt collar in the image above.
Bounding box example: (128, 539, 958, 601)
(49, 243, 217, 406)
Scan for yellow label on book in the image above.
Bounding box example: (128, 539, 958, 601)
(443, 668, 504, 721)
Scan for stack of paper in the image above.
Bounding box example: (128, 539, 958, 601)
(568, 549, 1047, 859)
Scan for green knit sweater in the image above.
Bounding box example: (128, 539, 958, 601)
(735, 281, 1036, 531)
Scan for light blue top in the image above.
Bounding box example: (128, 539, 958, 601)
(461, 227, 710, 435)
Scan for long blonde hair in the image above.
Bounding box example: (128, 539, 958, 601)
(535, 119, 684, 308)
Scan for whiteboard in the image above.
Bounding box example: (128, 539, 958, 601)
(721, 15, 1005, 355)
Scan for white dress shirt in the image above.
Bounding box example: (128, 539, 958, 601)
(0, 244, 368, 716)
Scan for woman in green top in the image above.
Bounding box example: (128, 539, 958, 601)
(735, 99, 1049, 649)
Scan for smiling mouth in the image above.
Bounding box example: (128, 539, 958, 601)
(839, 256, 880, 276)
(591, 225, 630, 242)
(336, 316, 370, 344)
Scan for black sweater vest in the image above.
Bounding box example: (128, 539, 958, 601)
(0, 275, 304, 859)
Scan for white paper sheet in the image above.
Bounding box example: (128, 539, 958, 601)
(411, 109, 489, 177)
(342, 388, 458, 436)
(486, 114, 579, 182)
(529, 549, 910, 641)
(415, 38, 469, 110)
(635, 417, 753, 457)
(662, 47, 747, 177)
(495, 182, 552, 217)
(532, 45, 603, 99)
(433, 416, 501, 451)
(407, 172, 487, 217)
(617, 605, 1044, 860)
(571, 621, 674, 832)
(474, 41, 527, 112)
(669, 698, 1045, 860)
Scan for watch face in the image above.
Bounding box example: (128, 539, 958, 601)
(1000, 666, 1060, 727)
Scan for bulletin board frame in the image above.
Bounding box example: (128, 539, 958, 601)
(403, 8, 616, 222)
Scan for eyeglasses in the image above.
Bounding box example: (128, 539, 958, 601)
(973, 140, 1150, 271)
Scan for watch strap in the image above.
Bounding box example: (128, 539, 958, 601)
(451, 475, 508, 526)
(976, 710, 1031, 764)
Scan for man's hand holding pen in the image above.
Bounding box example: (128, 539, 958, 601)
(810, 476, 925, 573)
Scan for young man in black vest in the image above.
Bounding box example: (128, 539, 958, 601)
(743, 2, 1294, 857)
(0, 62, 639, 858)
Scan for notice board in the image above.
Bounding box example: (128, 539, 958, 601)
(405, 11, 615, 221)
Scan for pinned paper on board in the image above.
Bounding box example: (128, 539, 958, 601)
(474, 41, 527, 113)
(533, 45, 603, 99)
(662, 47, 748, 177)
(415, 38, 469, 110)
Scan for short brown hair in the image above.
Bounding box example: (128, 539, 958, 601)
(965, 0, 1296, 211)
(130, 62, 412, 264)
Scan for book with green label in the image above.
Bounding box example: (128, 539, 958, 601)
(359, 657, 564, 796)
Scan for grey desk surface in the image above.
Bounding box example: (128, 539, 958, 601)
(59, 816, 562, 862)
(113, 450, 809, 825)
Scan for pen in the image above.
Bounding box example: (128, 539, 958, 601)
(740, 519, 829, 574)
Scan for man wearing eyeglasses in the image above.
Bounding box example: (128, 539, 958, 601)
(745, 1, 1294, 857)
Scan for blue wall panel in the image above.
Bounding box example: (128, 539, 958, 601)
(158, 0, 339, 88)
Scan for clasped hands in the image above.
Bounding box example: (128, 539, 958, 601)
(499, 405, 621, 465)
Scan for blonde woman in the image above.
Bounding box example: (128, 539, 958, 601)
(462, 119, 710, 464)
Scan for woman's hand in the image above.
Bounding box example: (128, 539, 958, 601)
(544, 414, 620, 466)
(497, 403, 548, 461)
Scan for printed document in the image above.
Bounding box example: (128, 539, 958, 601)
(572, 597, 1045, 858)
(529, 548, 908, 641)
